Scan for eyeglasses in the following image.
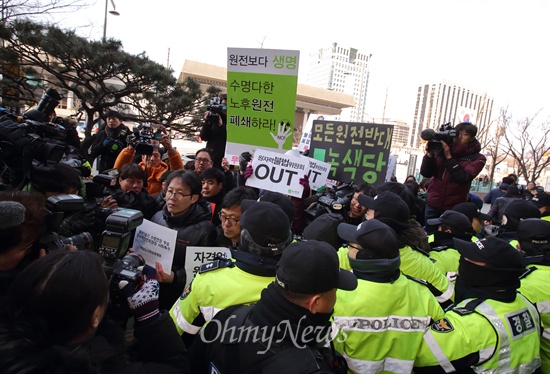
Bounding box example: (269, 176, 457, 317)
(219, 212, 239, 226)
(195, 157, 212, 164)
(166, 189, 193, 200)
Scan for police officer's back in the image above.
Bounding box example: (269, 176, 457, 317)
(189, 240, 358, 373)
(427, 210, 476, 282)
(169, 201, 292, 341)
(333, 219, 444, 373)
(517, 218, 550, 373)
(414, 237, 541, 373)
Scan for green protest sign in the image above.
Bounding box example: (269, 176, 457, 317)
(309, 121, 393, 186)
(226, 48, 299, 164)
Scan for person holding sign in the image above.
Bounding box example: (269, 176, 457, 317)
(151, 170, 216, 311)
(169, 201, 292, 346)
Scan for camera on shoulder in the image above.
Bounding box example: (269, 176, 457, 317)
(421, 123, 458, 154)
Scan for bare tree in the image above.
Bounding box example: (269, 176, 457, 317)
(485, 107, 511, 182)
(503, 110, 550, 184)
(0, 20, 203, 137)
(1, 0, 90, 24)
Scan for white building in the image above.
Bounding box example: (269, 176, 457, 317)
(307, 42, 371, 122)
(409, 82, 494, 149)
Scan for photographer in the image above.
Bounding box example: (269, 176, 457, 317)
(89, 110, 131, 173)
(420, 122, 486, 232)
(114, 130, 183, 196)
(200, 94, 227, 169)
(0, 250, 191, 373)
(100, 163, 160, 220)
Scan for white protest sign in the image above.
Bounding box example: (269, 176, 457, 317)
(185, 247, 232, 288)
(133, 219, 177, 272)
(245, 148, 308, 198)
(307, 158, 331, 191)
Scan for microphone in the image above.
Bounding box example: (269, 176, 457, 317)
(0, 201, 26, 229)
(420, 128, 436, 141)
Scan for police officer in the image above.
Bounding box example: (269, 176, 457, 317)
(357, 191, 454, 307)
(169, 201, 292, 344)
(189, 240, 358, 373)
(496, 199, 541, 246)
(427, 210, 476, 283)
(414, 237, 541, 373)
(451, 201, 491, 238)
(333, 219, 444, 373)
(532, 192, 550, 222)
(517, 218, 550, 373)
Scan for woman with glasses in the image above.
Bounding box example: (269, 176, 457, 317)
(151, 170, 216, 310)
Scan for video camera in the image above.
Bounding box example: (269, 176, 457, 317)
(38, 194, 94, 253)
(420, 123, 458, 154)
(127, 123, 162, 155)
(304, 181, 356, 225)
(0, 88, 70, 188)
(205, 96, 227, 126)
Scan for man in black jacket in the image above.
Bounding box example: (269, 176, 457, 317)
(189, 240, 357, 374)
(89, 110, 131, 173)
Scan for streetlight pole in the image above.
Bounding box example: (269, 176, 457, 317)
(103, 0, 120, 42)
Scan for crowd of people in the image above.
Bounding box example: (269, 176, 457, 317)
(0, 112, 549, 374)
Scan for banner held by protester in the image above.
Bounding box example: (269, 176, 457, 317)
(225, 47, 300, 164)
(309, 121, 393, 186)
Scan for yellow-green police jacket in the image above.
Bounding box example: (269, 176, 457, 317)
(338, 245, 453, 304)
(169, 264, 274, 335)
(520, 264, 550, 374)
(414, 294, 541, 373)
(332, 274, 445, 374)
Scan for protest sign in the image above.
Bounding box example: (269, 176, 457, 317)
(307, 158, 331, 191)
(245, 148, 308, 198)
(133, 219, 177, 271)
(309, 121, 393, 187)
(298, 115, 333, 153)
(225, 48, 300, 164)
(185, 247, 232, 288)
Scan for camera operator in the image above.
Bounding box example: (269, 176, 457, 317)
(114, 129, 184, 197)
(200, 94, 227, 169)
(0, 249, 191, 373)
(89, 110, 131, 173)
(420, 122, 486, 233)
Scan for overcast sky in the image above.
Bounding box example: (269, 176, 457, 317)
(57, 0, 549, 125)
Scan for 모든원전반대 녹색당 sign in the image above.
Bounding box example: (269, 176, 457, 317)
(309, 121, 393, 187)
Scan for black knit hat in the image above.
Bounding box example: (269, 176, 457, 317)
(239, 201, 292, 257)
(105, 110, 123, 120)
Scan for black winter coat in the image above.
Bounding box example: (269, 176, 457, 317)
(89, 124, 131, 173)
(151, 199, 216, 310)
(0, 313, 190, 374)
